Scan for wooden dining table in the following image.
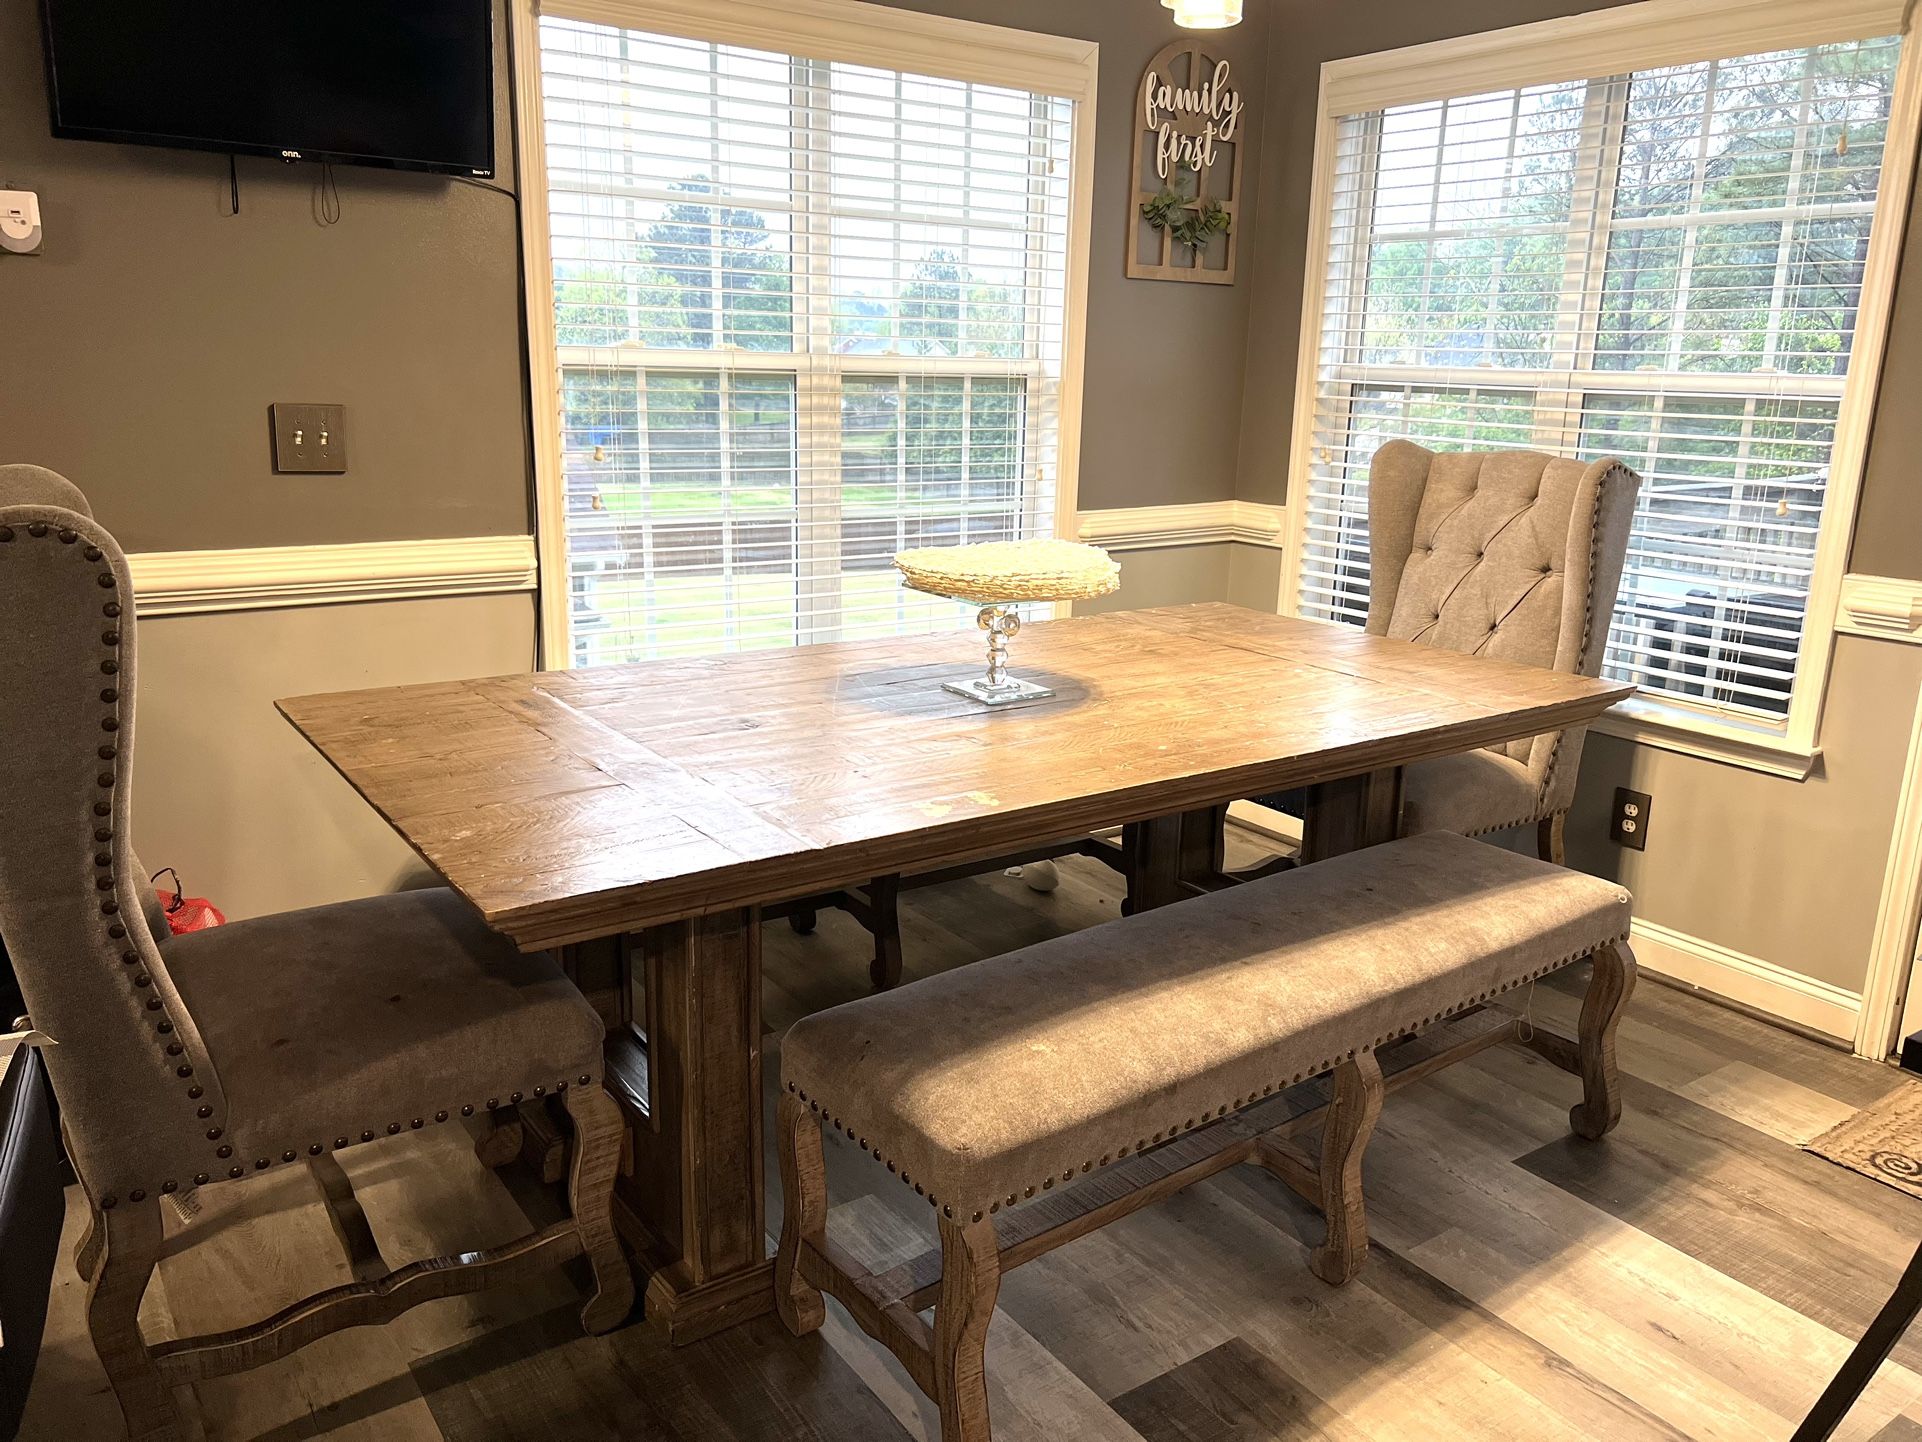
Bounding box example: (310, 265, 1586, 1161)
(277, 601, 1632, 1343)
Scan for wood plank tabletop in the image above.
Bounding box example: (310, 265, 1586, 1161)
(277, 603, 1633, 950)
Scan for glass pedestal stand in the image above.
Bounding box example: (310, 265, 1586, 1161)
(942, 603, 1054, 707)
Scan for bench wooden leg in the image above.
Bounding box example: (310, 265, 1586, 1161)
(88, 1195, 183, 1442)
(1309, 1049, 1384, 1286)
(775, 1092, 827, 1337)
(934, 1216, 1000, 1442)
(1570, 941, 1637, 1141)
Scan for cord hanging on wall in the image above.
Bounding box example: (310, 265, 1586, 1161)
(314, 162, 340, 227)
(227, 154, 239, 216)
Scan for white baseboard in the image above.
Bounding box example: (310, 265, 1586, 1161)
(1227, 798, 1302, 846)
(1076, 500, 1287, 551)
(129, 535, 539, 616)
(1628, 917, 1862, 1042)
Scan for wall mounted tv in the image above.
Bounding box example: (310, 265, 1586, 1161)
(41, 1, 495, 178)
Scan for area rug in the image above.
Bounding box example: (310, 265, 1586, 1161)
(1808, 1082, 1922, 1201)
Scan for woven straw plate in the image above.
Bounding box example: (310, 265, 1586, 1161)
(895, 539, 1121, 605)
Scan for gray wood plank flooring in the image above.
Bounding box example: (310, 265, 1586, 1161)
(20, 830, 1922, 1441)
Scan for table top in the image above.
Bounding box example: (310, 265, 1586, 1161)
(278, 603, 1632, 949)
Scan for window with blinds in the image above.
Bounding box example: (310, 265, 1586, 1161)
(1298, 33, 1903, 720)
(535, 16, 1075, 664)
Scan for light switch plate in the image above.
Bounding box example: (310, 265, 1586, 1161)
(270, 403, 346, 474)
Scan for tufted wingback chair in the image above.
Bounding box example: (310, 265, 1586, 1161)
(1363, 441, 1641, 861)
(0, 465, 634, 1441)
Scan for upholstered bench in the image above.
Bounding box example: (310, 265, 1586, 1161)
(774, 830, 1635, 1441)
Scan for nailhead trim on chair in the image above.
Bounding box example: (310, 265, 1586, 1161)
(9, 522, 221, 1201)
(1536, 462, 1628, 814)
(787, 929, 1629, 1223)
(14, 510, 614, 1199)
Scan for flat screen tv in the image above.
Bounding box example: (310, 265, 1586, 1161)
(41, 1, 495, 178)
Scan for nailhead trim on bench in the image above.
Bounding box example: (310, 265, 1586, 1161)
(787, 931, 1628, 1223)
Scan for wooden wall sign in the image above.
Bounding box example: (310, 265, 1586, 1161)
(1128, 39, 1246, 285)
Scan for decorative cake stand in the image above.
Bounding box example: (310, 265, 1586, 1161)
(894, 539, 1121, 706)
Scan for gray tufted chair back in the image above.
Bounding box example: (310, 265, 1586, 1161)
(1364, 441, 1640, 816)
(0, 468, 229, 1202)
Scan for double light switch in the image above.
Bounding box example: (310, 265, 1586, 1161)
(270, 403, 347, 474)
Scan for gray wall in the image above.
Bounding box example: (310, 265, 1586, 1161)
(0, 0, 1266, 546)
(872, 0, 1271, 511)
(0, 0, 531, 553)
(1854, 172, 1922, 579)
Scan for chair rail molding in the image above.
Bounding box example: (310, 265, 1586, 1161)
(1628, 917, 1861, 1044)
(1836, 573, 1922, 643)
(1076, 501, 1287, 552)
(127, 536, 539, 617)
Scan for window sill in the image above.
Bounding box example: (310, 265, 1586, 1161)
(1589, 694, 1820, 781)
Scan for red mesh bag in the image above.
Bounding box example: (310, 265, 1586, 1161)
(150, 868, 226, 935)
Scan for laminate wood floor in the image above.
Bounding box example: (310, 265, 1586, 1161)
(21, 830, 1922, 1442)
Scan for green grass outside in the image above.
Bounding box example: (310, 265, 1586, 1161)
(576, 568, 974, 664)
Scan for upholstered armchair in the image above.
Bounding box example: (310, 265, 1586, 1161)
(0, 465, 633, 1442)
(1363, 441, 1641, 861)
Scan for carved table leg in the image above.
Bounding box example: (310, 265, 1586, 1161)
(615, 907, 773, 1344)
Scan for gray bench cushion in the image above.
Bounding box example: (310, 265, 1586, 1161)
(781, 831, 1630, 1220)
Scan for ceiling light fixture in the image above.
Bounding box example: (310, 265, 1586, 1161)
(1162, 0, 1243, 29)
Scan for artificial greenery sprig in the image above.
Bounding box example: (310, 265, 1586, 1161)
(1140, 186, 1232, 254)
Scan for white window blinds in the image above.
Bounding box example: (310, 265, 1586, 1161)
(535, 16, 1076, 664)
(1298, 32, 1903, 720)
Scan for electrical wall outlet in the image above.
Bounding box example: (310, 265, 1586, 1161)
(270, 403, 346, 474)
(1611, 786, 1651, 851)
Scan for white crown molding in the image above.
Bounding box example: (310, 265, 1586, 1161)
(128, 535, 539, 617)
(1836, 573, 1922, 642)
(1629, 917, 1862, 1043)
(544, 0, 1099, 102)
(1320, 0, 1908, 116)
(1077, 501, 1287, 552)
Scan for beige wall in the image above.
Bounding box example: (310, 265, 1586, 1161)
(1566, 641, 1922, 993)
(130, 595, 538, 922)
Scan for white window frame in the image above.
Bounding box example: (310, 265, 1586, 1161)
(1276, 0, 1922, 779)
(512, 0, 1098, 667)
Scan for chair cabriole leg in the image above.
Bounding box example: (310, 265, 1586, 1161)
(1310, 1049, 1384, 1286)
(87, 1194, 182, 1442)
(869, 874, 904, 991)
(1570, 941, 1636, 1141)
(564, 1082, 636, 1334)
(933, 1216, 1000, 1442)
(1537, 811, 1566, 865)
(774, 1091, 827, 1336)
(67, 1124, 105, 1283)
